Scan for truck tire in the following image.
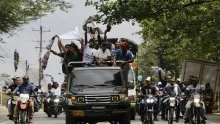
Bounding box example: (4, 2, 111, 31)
(119, 110, 130, 124)
(66, 113, 78, 124)
(130, 108, 135, 120)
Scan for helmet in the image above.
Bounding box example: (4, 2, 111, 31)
(145, 77, 151, 81)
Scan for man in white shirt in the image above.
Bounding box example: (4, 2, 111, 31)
(95, 43, 111, 65)
(83, 41, 97, 62)
(51, 82, 61, 96)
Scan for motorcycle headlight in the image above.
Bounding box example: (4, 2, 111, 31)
(54, 99, 59, 103)
(194, 98, 200, 103)
(47, 98, 50, 102)
(21, 98, 28, 103)
(111, 95, 119, 102)
(146, 99, 154, 103)
(169, 97, 176, 103)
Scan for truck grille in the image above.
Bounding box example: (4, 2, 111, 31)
(84, 95, 110, 104)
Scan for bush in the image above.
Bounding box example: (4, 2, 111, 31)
(0, 92, 7, 105)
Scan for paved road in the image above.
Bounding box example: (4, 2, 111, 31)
(1, 111, 220, 124)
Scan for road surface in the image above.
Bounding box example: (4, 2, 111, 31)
(1, 111, 220, 124)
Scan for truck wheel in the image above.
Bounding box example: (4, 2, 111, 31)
(130, 108, 135, 120)
(66, 114, 78, 124)
(119, 111, 130, 124)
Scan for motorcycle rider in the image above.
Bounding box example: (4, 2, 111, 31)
(44, 83, 53, 114)
(176, 79, 186, 92)
(161, 77, 181, 122)
(12, 76, 35, 123)
(204, 83, 214, 113)
(140, 77, 159, 121)
(184, 76, 206, 123)
(5, 77, 21, 120)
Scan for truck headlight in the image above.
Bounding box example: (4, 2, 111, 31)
(119, 94, 126, 102)
(71, 96, 77, 104)
(77, 96, 85, 103)
(111, 95, 119, 102)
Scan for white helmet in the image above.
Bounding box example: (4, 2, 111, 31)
(145, 77, 151, 81)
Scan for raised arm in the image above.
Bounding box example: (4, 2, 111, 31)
(57, 37, 67, 52)
(158, 69, 167, 87)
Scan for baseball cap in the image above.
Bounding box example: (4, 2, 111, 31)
(121, 42, 128, 47)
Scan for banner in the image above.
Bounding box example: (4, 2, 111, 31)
(42, 38, 55, 70)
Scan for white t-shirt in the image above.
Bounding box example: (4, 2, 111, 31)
(51, 88, 61, 96)
(83, 44, 97, 62)
(95, 48, 111, 60)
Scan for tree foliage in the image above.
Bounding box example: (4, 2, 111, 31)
(138, 42, 158, 78)
(139, 1, 220, 73)
(87, 0, 220, 74)
(0, 0, 72, 35)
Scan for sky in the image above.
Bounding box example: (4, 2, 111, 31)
(0, 0, 142, 86)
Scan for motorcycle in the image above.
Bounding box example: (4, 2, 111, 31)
(142, 94, 155, 124)
(47, 95, 62, 118)
(165, 96, 178, 124)
(180, 92, 187, 117)
(189, 94, 205, 124)
(14, 92, 33, 124)
(204, 94, 212, 114)
(7, 94, 18, 120)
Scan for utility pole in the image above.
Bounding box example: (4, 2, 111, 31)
(33, 25, 50, 86)
(25, 60, 29, 76)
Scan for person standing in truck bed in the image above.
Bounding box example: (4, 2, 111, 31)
(113, 41, 134, 83)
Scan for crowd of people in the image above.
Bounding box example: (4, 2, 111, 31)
(137, 68, 214, 123)
(5, 76, 61, 123)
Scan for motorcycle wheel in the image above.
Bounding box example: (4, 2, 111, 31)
(195, 107, 201, 124)
(168, 108, 174, 124)
(20, 111, 26, 124)
(54, 107, 58, 118)
(149, 112, 154, 124)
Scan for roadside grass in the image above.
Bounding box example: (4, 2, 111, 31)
(0, 92, 7, 105)
(0, 92, 7, 114)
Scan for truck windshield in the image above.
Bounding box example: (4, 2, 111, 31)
(71, 69, 123, 87)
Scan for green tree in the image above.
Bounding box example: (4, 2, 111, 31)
(139, 1, 220, 74)
(85, 0, 216, 24)
(138, 42, 159, 78)
(0, 0, 72, 37)
(86, 0, 220, 75)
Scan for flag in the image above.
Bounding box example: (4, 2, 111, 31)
(41, 38, 55, 70)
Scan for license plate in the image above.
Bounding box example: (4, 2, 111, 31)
(72, 110, 84, 116)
